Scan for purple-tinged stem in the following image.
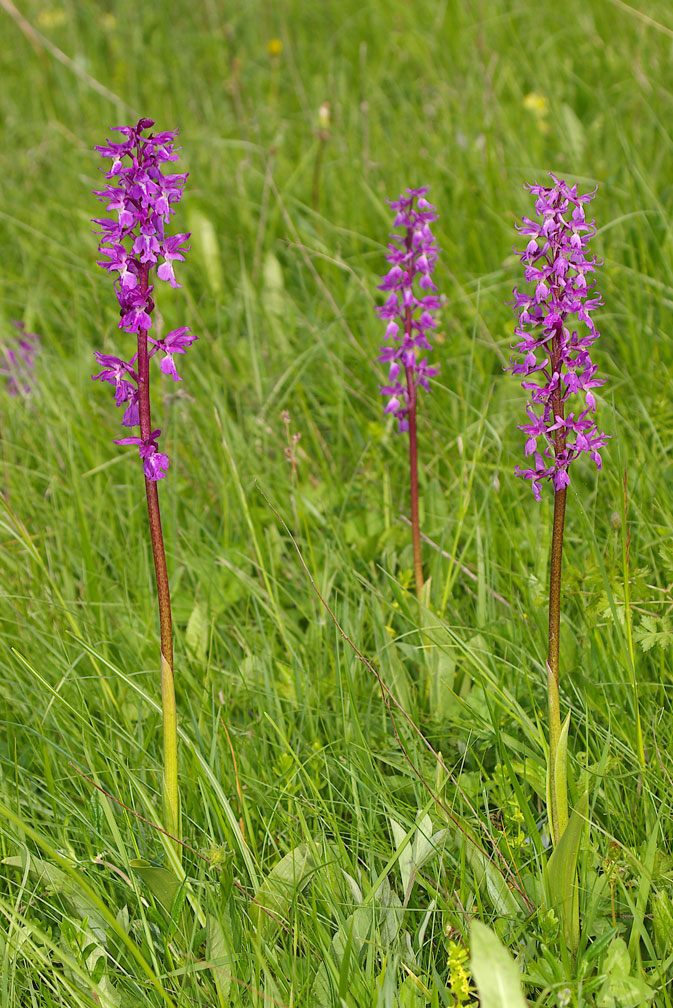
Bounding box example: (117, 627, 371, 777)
(547, 323, 568, 845)
(136, 265, 179, 855)
(547, 488, 566, 752)
(376, 188, 439, 600)
(401, 226, 424, 601)
(405, 365, 424, 599)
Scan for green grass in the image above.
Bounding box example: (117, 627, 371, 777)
(2, 0, 673, 1004)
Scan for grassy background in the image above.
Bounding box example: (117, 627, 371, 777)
(2, 0, 673, 1004)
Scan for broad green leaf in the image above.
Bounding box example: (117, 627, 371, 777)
(3, 854, 107, 940)
(59, 918, 121, 1008)
(390, 817, 414, 896)
(391, 814, 445, 904)
(420, 608, 456, 720)
(207, 912, 232, 1001)
(546, 790, 588, 952)
(312, 904, 374, 1006)
(341, 869, 363, 904)
(553, 712, 571, 840)
(427, 646, 457, 719)
(470, 920, 528, 1008)
(90, 952, 107, 985)
(185, 600, 209, 662)
(559, 102, 586, 161)
(83, 932, 121, 1008)
(461, 838, 521, 919)
(251, 843, 314, 938)
(413, 814, 438, 869)
(627, 824, 659, 960)
(312, 876, 403, 1006)
(128, 859, 182, 918)
(596, 938, 654, 1007)
(187, 208, 223, 295)
(399, 974, 429, 1006)
(547, 712, 570, 848)
(653, 890, 673, 958)
(262, 252, 287, 318)
(377, 874, 403, 946)
(510, 758, 546, 802)
(115, 904, 130, 934)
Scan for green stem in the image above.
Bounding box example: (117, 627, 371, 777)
(136, 266, 180, 858)
(621, 469, 645, 770)
(311, 132, 328, 214)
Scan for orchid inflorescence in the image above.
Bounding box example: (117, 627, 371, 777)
(508, 174, 609, 500)
(92, 117, 195, 480)
(377, 186, 440, 431)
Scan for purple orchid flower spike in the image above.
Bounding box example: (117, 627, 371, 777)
(92, 116, 195, 480)
(508, 173, 609, 501)
(91, 118, 193, 857)
(377, 186, 440, 433)
(507, 175, 611, 948)
(376, 187, 441, 598)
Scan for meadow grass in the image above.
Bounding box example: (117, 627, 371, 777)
(1, 0, 673, 1004)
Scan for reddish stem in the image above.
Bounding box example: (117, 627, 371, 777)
(405, 365, 423, 598)
(401, 209, 424, 600)
(136, 266, 173, 668)
(136, 264, 178, 849)
(547, 321, 567, 697)
(547, 321, 568, 845)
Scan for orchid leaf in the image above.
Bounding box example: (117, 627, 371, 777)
(546, 790, 588, 952)
(470, 920, 528, 1008)
(251, 843, 314, 938)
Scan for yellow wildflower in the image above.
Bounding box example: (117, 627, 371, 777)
(523, 92, 549, 133)
(523, 92, 548, 116)
(36, 7, 66, 29)
(448, 942, 472, 1004)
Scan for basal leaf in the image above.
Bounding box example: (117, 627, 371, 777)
(251, 843, 314, 939)
(128, 859, 182, 919)
(470, 920, 528, 1008)
(3, 853, 107, 940)
(596, 937, 654, 1007)
(546, 790, 588, 952)
(207, 912, 233, 1001)
(185, 600, 209, 662)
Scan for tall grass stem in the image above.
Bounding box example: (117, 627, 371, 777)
(621, 469, 645, 770)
